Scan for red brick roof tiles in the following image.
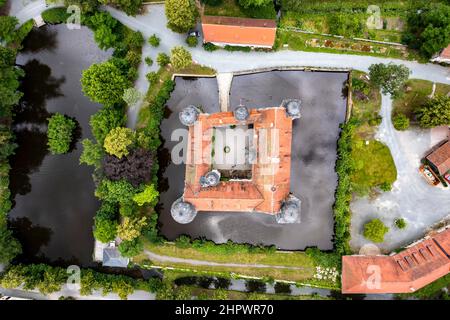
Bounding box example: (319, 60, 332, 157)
(342, 228, 450, 294)
(426, 140, 450, 175)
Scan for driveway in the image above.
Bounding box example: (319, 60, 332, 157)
(350, 95, 450, 253)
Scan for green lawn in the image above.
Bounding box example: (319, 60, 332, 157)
(392, 79, 450, 123)
(204, 0, 247, 18)
(349, 71, 397, 196)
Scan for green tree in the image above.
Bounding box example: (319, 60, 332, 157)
(0, 47, 24, 113)
(415, 95, 450, 128)
(94, 25, 118, 50)
(90, 105, 126, 144)
(133, 184, 159, 206)
(0, 226, 22, 264)
(363, 219, 389, 243)
(79, 139, 103, 168)
(103, 127, 135, 158)
(392, 114, 410, 131)
(81, 61, 130, 105)
(186, 35, 198, 47)
(144, 57, 153, 66)
(239, 0, 272, 8)
(118, 238, 143, 257)
(156, 53, 170, 67)
(95, 179, 137, 204)
(47, 113, 76, 155)
(122, 87, 142, 106)
(403, 3, 450, 58)
(98, 0, 143, 16)
(94, 217, 118, 243)
(148, 34, 160, 47)
(0, 16, 18, 44)
(368, 63, 410, 98)
(117, 216, 148, 241)
(165, 0, 197, 33)
(170, 46, 192, 70)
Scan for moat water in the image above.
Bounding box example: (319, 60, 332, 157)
(9, 25, 112, 266)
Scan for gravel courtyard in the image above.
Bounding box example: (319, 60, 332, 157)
(350, 95, 450, 253)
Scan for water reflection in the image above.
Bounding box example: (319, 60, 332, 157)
(9, 216, 53, 263)
(20, 26, 58, 53)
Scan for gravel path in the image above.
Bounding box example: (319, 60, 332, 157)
(350, 95, 450, 253)
(144, 250, 312, 270)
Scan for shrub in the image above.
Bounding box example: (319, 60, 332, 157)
(379, 182, 392, 192)
(117, 216, 148, 241)
(415, 95, 450, 128)
(103, 127, 135, 159)
(0, 226, 22, 264)
(368, 115, 382, 126)
(393, 114, 410, 131)
(395, 218, 407, 230)
(148, 34, 160, 47)
(203, 42, 218, 52)
(224, 45, 251, 52)
(47, 113, 76, 155)
(122, 87, 142, 106)
(170, 46, 192, 70)
(133, 184, 159, 206)
(146, 71, 159, 85)
(95, 179, 138, 204)
(186, 35, 198, 47)
(41, 8, 70, 24)
(156, 53, 170, 67)
(118, 238, 143, 257)
(145, 57, 153, 66)
(363, 219, 389, 243)
(90, 105, 126, 144)
(93, 217, 118, 243)
(0, 16, 18, 44)
(79, 139, 103, 168)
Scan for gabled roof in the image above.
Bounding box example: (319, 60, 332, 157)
(342, 228, 450, 294)
(183, 107, 293, 215)
(103, 247, 129, 268)
(201, 15, 277, 47)
(426, 140, 450, 175)
(439, 45, 450, 60)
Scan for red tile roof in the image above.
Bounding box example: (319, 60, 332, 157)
(342, 228, 450, 294)
(426, 140, 450, 175)
(439, 44, 450, 60)
(183, 107, 293, 215)
(201, 15, 276, 47)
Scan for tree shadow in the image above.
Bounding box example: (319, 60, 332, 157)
(8, 216, 53, 264)
(20, 26, 58, 54)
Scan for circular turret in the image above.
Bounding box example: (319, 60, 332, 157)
(171, 198, 197, 224)
(200, 170, 221, 188)
(179, 105, 200, 126)
(282, 99, 302, 119)
(233, 105, 249, 121)
(276, 195, 301, 224)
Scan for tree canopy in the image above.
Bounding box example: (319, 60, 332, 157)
(103, 127, 135, 159)
(81, 61, 130, 105)
(403, 3, 450, 58)
(0, 226, 22, 264)
(368, 63, 410, 97)
(363, 219, 389, 243)
(415, 95, 450, 128)
(165, 0, 197, 33)
(47, 113, 76, 155)
(170, 46, 192, 70)
(90, 105, 126, 144)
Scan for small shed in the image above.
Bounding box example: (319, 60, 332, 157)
(102, 247, 129, 268)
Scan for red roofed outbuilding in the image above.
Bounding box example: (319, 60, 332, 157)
(201, 15, 277, 48)
(342, 227, 450, 294)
